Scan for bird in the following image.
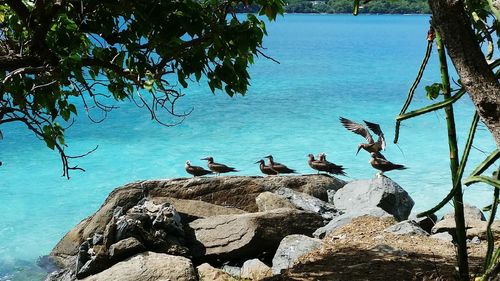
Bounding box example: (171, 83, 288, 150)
(339, 117, 386, 159)
(185, 160, 213, 177)
(263, 155, 296, 174)
(201, 156, 238, 175)
(310, 153, 347, 176)
(369, 152, 406, 177)
(255, 159, 278, 176)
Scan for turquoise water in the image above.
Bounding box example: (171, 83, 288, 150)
(0, 14, 498, 280)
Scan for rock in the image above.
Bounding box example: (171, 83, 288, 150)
(197, 263, 237, 281)
(430, 232, 453, 243)
(468, 236, 481, 245)
(108, 237, 145, 261)
(150, 197, 246, 222)
(240, 259, 272, 280)
(221, 265, 241, 278)
(442, 204, 486, 221)
(408, 213, 437, 233)
(333, 177, 414, 221)
(432, 205, 500, 239)
(81, 252, 197, 281)
(188, 208, 324, 260)
(51, 185, 144, 267)
(274, 187, 341, 221)
(143, 175, 345, 211)
(256, 192, 296, 212)
(314, 208, 391, 238)
(272, 234, 323, 275)
(384, 220, 429, 236)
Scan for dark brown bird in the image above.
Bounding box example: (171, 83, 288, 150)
(255, 159, 278, 176)
(201, 156, 238, 175)
(185, 160, 213, 177)
(340, 117, 386, 158)
(313, 153, 347, 176)
(264, 155, 296, 175)
(369, 152, 406, 177)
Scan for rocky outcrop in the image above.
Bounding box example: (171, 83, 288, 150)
(272, 235, 323, 275)
(51, 176, 337, 265)
(51, 186, 144, 267)
(46, 175, 422, 281)
(81, 252, 197, 281)
(188, 208, 324, 260)
(333, 177, 414, 221)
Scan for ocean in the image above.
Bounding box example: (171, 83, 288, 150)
(0, 14, 497, 280)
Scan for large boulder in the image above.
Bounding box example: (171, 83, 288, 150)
(81, 252, 197, 281)
(432, 204, 500, 239)
(272, 234, 323, 275)
(188, 208, 324, 260)
(333, 177, 414, 221)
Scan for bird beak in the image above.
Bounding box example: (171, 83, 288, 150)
(201, 157, 208, 160)
(254, 160, 261, 164)
(356, 146, 362, 155)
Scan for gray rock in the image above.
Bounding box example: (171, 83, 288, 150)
(468, 236, 480, 245)
(384, 220, 429, 236)
(188, 208, 324, 260)
(108, 237, 145, 261)
(221, 265, 241, 278)
(81, 252, 197, 281)
(430, 232, 453, 243)
(272, 234, 323, 275)
(275, 187, 341, 221)
(408, 213, 437, 233)
(314, 208, 390, 238)
(240, 259, 272, 280)
(256, 192, 296, 212)
(334, 177, 414, 221)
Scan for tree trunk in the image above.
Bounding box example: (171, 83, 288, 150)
(429, 0, 500, 148)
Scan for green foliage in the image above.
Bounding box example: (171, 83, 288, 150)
(425, 83, 442, 100)
(0, 0, 284, 177)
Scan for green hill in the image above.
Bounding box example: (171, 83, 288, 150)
(236, 0, 430, 14)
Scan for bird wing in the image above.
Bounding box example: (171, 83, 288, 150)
(340, 117, 374, 143)
(364, 120, 386, 150)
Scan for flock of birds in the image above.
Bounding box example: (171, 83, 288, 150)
(184, 117, 407, 178)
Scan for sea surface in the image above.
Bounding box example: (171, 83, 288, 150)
(0, 14, 498, 280)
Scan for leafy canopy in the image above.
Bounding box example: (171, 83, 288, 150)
(0, 0, 284, 177)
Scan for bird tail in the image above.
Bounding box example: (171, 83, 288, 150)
(394, 164, 407, 170)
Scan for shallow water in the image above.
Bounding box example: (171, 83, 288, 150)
(0, 14, 498, 280)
